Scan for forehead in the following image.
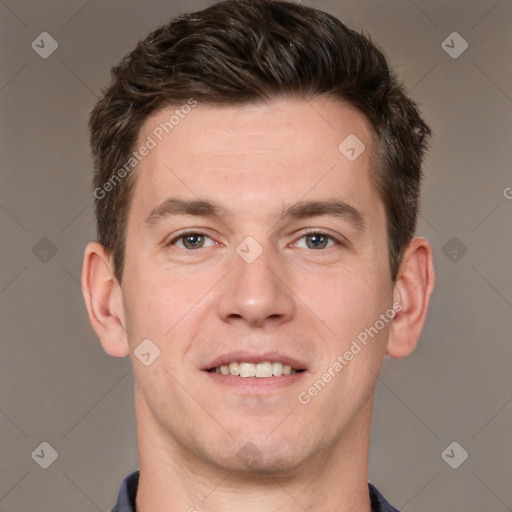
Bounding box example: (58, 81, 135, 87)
(130, 97, 382, 228)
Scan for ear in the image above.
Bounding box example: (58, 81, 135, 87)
(386, 237, 435, 359)
(81, 241, 130, 357)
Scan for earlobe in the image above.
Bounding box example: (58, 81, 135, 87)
(386, 237, 435, 359)
(81, 242, 130, 357)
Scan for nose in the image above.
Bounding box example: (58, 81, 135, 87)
(216, 241, 296, 328)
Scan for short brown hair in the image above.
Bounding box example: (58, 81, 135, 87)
(89, 0, 431, 283)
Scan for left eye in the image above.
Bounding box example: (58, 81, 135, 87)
(292, 232, 339, 250)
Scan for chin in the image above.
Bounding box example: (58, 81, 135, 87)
(204, 433, 314, 476)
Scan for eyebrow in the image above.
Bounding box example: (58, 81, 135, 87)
(144, 197, 365, 232)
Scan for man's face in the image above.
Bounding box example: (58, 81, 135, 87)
(120, 97, 395, 472)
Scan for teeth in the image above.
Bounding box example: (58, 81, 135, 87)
(272, 362, 283, 376)
(211, 361, 301, 378)
(240, 362, 256, 377)
(256, 362, 273, 377)
(229, 362, 240, 376)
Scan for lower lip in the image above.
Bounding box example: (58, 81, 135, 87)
(204, 370, 306, 392)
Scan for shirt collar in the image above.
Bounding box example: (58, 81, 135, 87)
(110, 470, 400, 512)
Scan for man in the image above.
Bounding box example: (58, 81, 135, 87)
(81, 0, 435, 510)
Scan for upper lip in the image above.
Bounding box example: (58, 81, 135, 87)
(203, 351, 307, 371)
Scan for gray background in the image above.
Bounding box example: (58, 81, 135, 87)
(1, 0, 511, 510)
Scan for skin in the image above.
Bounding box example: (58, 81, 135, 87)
(82, 96, 435, 512)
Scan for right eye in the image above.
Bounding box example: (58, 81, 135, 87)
(167, 231, 218, 250)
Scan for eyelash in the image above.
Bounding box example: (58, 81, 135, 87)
(167, 230, 343, 250)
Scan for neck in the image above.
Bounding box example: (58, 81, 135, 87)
(134, 389, 374, 512)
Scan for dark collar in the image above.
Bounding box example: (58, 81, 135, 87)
(110, 470, 400, 512)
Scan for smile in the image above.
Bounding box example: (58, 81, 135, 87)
(208, 361, 303, 378)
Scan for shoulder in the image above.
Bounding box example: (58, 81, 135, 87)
(110, 469, 140, 512)
(368, 482, 401, 512)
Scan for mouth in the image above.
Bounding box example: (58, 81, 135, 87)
(207, 361, 305, 378)
(202, 352, 308, 391)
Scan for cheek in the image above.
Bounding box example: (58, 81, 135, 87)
(306, 268, 384, 327)
(298, 267, 393, 376)
(122, 257, 213, 356)
(121, 259, 175, 341)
